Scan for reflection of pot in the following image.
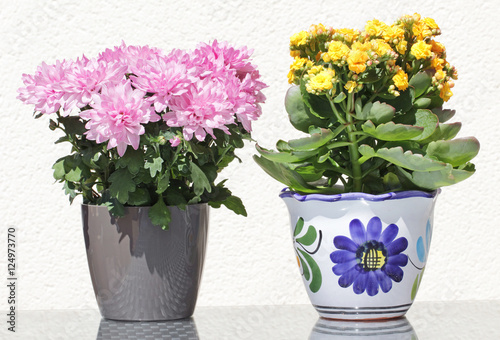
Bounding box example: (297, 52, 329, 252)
(96, 318, 199, 339)
(309, 317, 417, 340)
(282, 189, 438, 320)
(82, 204, 209, 321)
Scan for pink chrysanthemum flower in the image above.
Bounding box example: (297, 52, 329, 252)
(17, 60, 72, 114)
(98, 41, 163, 74)
(165, 78, 235, 141)
(130, 53, 194, 112)
(59, 56, 127, 114)
(80, 80, 159, 156)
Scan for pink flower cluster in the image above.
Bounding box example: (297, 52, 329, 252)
(18, 41, 266, 156)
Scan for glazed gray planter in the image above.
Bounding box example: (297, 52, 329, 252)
(81, 203, 209, 321)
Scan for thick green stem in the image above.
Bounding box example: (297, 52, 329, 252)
(345, 93, 362, 192)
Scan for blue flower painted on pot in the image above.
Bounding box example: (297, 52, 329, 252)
(416, 220, 432, 263)
(330, 217, 408, 296)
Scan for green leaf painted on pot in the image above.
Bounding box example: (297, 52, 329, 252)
(297, 225, 318, 246)
(298, 248, 322, 293)
(294, 217, 305, 237)
(362, 121, 424, 141)
(149, 196, 171, 230)
(297, 251, 310, 281)
(426, 137, 480, 167)
(108, 168, 136, 204)
(411, 268, 425, 301)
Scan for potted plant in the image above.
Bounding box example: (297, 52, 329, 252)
(18, 40, 266, 321)
(254, 14, 478, 320)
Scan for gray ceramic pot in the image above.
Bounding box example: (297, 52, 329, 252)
(81, 203, 209, 321)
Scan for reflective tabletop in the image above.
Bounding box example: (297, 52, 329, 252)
(3, 301, 499, 339)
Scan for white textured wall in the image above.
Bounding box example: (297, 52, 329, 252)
(1, 0, 499, 311)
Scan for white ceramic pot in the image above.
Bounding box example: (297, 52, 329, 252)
(281, 189, 438, 320)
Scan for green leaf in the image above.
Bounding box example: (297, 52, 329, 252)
(300, 79, 335, 120)
(333, 92, 346, 103)
(399, 165, 475, 190)
(209, 195, 247, 216)
(144, 157, 164, 177)
(359, 145, 448, 171)
(52, 159, 66, 181)
(432, 107, 455, 123)
(288, 128, 335, 151)
(116, 148, 144, 175)
(127, 187, 151, 206)
(409, 71, 432, 98)
(419, 122, 462, 144)
(362, 121, 424, 141)
(367, 101, 395, 124)
(256, 144, 318, 163)
(358, 67, 384, 83)
(411, 109, 439, 141)
(253, 155, 320, 194)
(156, 172, 170, 194)
(354, 97, 363, 117)
(414, 97, 432, 109)
(285, 85, 329, 133)
(108, 168, 136, 204)
(296, 225, 318, 246)
(149, 196, 171, 230)
(190, 162, 212, 196)
(58, 116, 87, 135)
(294, 217, 305, 237)
(426, 137, 480, 167)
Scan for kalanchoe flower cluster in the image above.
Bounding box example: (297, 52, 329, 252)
(287, 13, 456, 101)
(255, 14, 479, 196)
(18, 41, 267, 229)
(18, 41, 266, 156)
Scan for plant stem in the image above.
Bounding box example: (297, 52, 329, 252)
(345, 93, 362, 192)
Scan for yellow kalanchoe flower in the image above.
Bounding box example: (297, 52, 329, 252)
(440, 82, 453, 102)
(383, 24, 405, 43)
(306, 67, 335, 93)
(287, 57, 312, 84)
(410, 41, 432, 60)
(290, 31, 309, 47)
(323, 41, 350, 62)
(371, 39, 394, 56)
(364, 19, 388, 38)
(347, 49, 369, 74)
(392, 68, 409, 91)
(344, 81, 357, 93)
(337, 28, 360, 43)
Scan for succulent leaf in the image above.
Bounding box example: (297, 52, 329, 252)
(426, 137, 480, 167)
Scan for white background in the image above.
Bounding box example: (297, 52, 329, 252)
(0, 0, 498, 311)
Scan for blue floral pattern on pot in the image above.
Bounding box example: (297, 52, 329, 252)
(330, 217, 408, 296)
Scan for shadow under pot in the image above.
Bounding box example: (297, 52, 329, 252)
(81, 204, 209, 321)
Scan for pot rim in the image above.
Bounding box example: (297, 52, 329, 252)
(279, 188, 440, 202)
